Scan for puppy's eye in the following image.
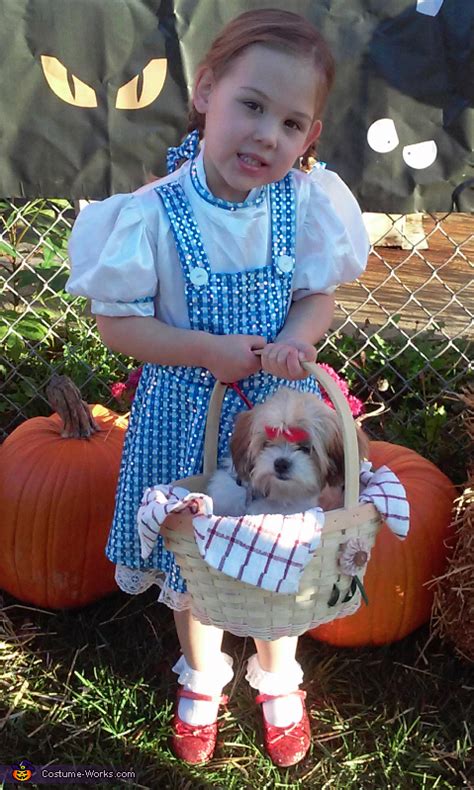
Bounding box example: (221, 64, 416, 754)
(299, 444, 311, 454)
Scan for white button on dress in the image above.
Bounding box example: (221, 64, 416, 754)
(190, 267, 209, 286)
(276, 254, 294, 273)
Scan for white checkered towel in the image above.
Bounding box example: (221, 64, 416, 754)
(359, 461, 410, 539)
(137, 463, 409, 593)
(137, 486, 324, 594)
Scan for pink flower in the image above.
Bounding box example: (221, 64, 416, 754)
(126, 366, 143, 389)
(110, 366, 143, 405)
(318, 363, 364, 417)
(337, 537, 371, 576)
(110, 381, 127, 399)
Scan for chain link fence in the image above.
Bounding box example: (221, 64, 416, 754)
(1, 198, 472, 480)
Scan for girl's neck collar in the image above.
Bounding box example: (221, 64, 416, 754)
(191, 146, 266, 211)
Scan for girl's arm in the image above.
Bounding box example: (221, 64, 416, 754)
(95, 314, 265, 382)
(260, 292, 335, 380)
(276, 292, 335, 345)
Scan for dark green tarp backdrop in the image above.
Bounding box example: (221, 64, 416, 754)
(0, 0, 472, 210)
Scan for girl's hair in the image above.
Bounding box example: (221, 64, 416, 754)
(188, 8, 335, 166)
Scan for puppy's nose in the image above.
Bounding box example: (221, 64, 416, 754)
(274, 457, 291, 477)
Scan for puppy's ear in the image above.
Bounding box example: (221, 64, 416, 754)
(230, 410, 254, 481)
(356, 424, 369, 462)
(325, 411, 345, 487)
(326, 416, 369, 486)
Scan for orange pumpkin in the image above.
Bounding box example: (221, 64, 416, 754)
(310, 441, 457, 646)
(0, 376, 127, 609)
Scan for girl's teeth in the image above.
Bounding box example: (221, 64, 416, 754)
(240, 154, 261, 166)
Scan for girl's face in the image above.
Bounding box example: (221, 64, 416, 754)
(193, 45, 323, 202)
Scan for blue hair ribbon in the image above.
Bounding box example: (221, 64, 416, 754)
(166, 129, 200, 174)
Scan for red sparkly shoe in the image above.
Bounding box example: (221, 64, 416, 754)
(255, 690, 311, 767)
(170, 688, 229, 764)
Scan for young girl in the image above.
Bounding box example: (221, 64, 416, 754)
(67, 9, 369, 767)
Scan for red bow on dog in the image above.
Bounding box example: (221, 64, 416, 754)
(264, 425, 310, 443)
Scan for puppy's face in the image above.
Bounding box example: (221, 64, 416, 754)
(230, 388, 368, 505)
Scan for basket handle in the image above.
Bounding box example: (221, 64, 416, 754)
(202, 362, 361, 509)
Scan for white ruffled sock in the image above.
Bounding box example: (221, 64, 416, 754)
(245, 653, 304, 728)
(172, 653, 234, 726)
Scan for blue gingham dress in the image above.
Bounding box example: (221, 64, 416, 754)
(106, 166, 321, 595)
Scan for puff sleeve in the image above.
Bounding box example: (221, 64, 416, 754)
(66, 194, 158, 317)
(293, 167, 370, 299)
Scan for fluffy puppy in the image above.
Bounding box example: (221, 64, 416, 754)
(208, 388, 368, 516)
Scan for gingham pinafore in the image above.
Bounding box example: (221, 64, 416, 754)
(105, 164, 321, 593)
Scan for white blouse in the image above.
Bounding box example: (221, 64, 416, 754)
(66, 149, 369, 329)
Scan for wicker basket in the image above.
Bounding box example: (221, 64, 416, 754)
(160, 362, 381, 640)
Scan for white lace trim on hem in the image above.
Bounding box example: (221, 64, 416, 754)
(114, 564, 192, 611)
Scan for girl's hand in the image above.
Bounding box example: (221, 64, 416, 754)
(260, 339, 317, 380)
(205, 334, 266, 382)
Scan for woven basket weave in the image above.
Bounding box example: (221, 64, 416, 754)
(161, 362, 381, 640)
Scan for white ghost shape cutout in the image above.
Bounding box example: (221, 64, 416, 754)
(402, 140, 438, 169)
(367, 118, 438, 170)
(416, 0, 445, 17)
(367, 118, 400, 153)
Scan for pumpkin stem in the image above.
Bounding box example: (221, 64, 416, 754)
(46, 375, 100, 438)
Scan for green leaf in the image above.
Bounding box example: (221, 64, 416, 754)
(0, 239, 16, 257)
(30, 304, 58, 321)
(354, 576, 369, 606)
(5, 332, 25, 361)
(15, 318, 49, 341)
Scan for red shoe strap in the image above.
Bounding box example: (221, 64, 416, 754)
(255, 689, 307, 705)
(178, 687, 229, 705)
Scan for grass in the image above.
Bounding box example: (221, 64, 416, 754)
(1, 588, 472, 789)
